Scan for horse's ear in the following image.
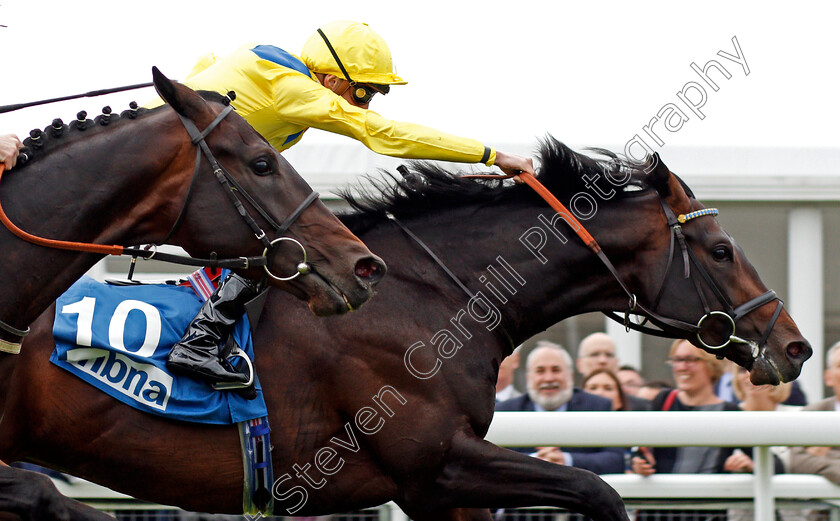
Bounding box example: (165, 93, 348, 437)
(646, 152, 691, 209)
(152, 66, 198, 117)
(646, 153, 669, 195)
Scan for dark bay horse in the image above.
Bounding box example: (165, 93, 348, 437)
(0, 140, 810, 521)
(0, 68, 383, 519)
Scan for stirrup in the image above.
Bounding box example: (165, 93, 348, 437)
(212, 346, 255, 391)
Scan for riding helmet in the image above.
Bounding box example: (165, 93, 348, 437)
(301, 21, 407, 85)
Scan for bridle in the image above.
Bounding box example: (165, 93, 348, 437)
(461, 170, 784, 361)
(166, 105, 317, 282)
(0, 103, 317, 343)
(602, 198, 784, 360)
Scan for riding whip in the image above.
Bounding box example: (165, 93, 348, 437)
(0, 82, 155, 114)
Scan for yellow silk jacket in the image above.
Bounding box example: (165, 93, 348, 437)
(155, 45, 495, 165)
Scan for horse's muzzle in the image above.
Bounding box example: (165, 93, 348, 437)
(751, 339, 812, 385)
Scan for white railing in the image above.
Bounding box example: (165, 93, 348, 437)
(54, 411, 840, 521)
(487, 411, 840, 521)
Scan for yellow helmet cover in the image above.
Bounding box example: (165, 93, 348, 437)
(301, 20, 406, 85)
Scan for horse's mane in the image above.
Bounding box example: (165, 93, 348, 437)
(16, 90, 228, 168)
(339, 137, 651, 232)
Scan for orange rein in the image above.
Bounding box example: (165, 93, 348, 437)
(0, 163, 125, 255)
(463, 171, 601, 254)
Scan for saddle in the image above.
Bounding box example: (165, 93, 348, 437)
(50, 273, 267, 424)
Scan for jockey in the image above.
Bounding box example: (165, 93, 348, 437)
(156, 21, 536, 391)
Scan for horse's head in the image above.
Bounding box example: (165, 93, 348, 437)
(151, 68, 385, 315)
(638, 154, 811, 384)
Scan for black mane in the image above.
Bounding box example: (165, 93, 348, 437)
(339, 137, 651, 231)
(15, 90, 228, 169)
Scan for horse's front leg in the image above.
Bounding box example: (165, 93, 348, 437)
(405, 431, 628, 521)
(0, 465, 114, 521)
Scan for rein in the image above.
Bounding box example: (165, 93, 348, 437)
(388, 165, 516, 351)
(386, 212, 517, 353)
(0, 103, 318, 341)
(462, 170, 783, 359)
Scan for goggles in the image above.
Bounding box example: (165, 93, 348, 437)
(351, 84, 388, 105)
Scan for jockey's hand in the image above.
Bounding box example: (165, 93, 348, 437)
(494, 150, 535, 180)
(0, 134, 23, 170)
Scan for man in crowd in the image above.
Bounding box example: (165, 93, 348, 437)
(496, 341, 625, 474)
(576, 333, 651, 411)
(575, 332, 619, 378)
(617, 365, 646, 397)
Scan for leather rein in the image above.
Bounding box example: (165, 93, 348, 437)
(0, 104, 317, 341)
(401, 169, 782, 360)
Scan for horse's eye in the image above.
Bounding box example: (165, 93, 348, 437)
(712, 246, 732, 262)
(251, 158, 273, 176)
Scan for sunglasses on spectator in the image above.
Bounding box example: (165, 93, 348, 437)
(665, 356, 703, 366)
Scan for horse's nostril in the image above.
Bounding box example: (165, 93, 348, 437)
(355, 257, 387, 284)
(786, 341, 812, 362)
(355, 262, 374, 279)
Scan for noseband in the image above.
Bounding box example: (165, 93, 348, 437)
(0, 103, 317, 342)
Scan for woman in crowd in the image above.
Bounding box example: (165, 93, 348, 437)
(582, 368, 629, 411)
(630, 339, 740, 521)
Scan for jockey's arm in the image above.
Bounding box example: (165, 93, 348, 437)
(276, 75, 536, 173)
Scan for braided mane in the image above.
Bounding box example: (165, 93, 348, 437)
(16, 91, 228, 168)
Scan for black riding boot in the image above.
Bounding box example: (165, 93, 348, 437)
(167, 273, 263, 387)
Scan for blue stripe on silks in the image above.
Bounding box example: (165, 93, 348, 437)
(283, 130, 303, 146)
(247, 47, 310, 148)
(250, 45, 312, 77)
(254, 462, 269, 469)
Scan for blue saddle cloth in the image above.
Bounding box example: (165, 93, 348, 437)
(50, 276, 268, 424)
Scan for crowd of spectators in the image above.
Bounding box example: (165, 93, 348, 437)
(495, 334, 840, 521)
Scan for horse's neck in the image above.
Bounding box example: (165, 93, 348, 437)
(370, 205, 629, 348)
(0, 112, 188, 330)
